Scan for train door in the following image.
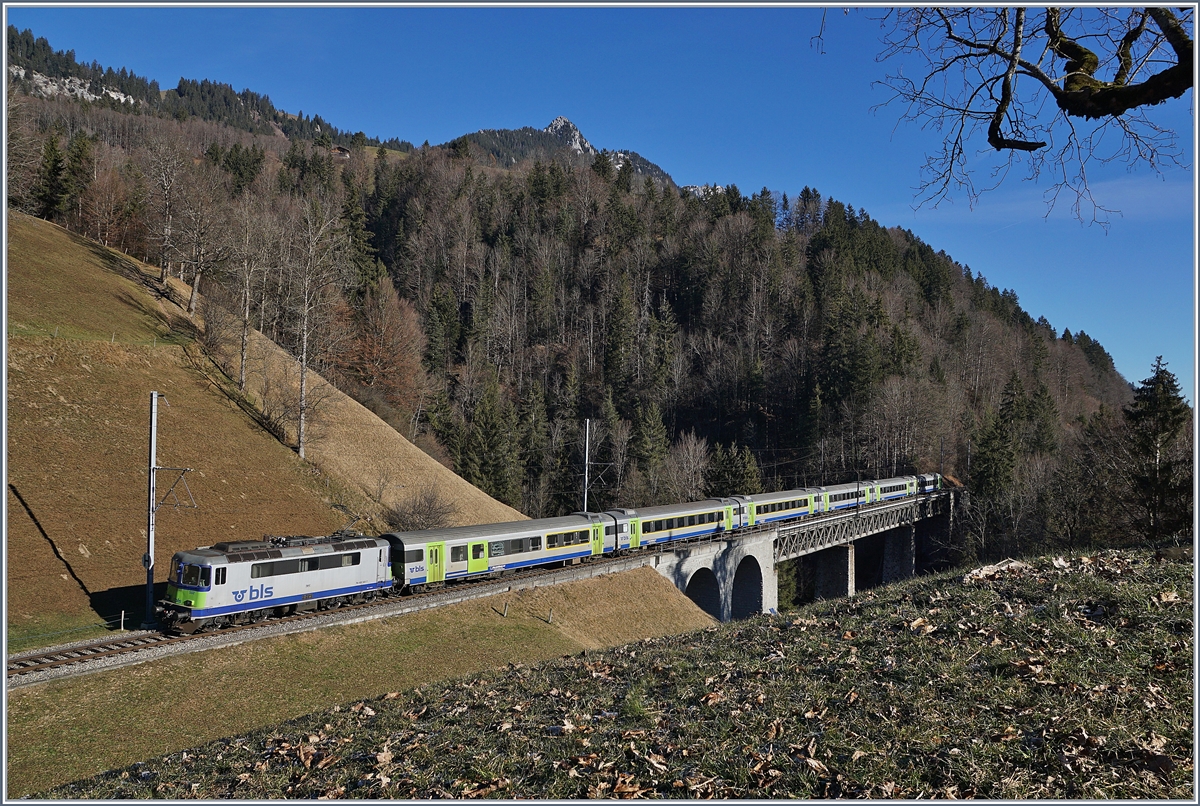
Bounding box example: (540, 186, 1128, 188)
(468, 541, 489, 574)
(747, 501, 757, 527)
(591, 522, 604, 556)
(426, 542, 446, 583)
(630, 518, 641, 549)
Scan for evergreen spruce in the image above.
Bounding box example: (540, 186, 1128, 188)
(34, 134, 67, 221)
(1123, 357, 1192, 541)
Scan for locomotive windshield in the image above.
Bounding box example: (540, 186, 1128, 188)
(178, 563, 211, 588)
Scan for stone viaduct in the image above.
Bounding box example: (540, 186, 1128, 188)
(645, 492, 955, 621)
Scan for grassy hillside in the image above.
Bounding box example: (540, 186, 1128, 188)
(35, 548, 1193, 800)
(6, 566, 715, 796)
(5, 212, 519, 647)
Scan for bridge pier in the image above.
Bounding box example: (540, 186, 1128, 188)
(814, 543, 855, 600)
(651, 531, 778, 622)
(881, 523, 916, 583)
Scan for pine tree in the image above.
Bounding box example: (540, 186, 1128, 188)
(340, 181, 382, 299)
(518, 382, 552, 516)
(461, 380, 523, 508)
(34, 134, 67, 221)
(632, 401, 669, 479)
(591, 150, 613, 182)
(62, 131, 94, 227)
(1027, 382, 1058, 455)
(604, 275, 636, 410)
(971, 410, 1015, 498)
(1123, 357, 1192, 541)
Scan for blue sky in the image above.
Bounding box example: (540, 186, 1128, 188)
(7, 5, 1195, 400)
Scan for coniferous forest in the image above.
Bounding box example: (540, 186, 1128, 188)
(7, 27, 1192, 573)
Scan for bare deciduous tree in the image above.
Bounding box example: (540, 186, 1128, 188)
(288, 196, 351, 460)
(227, 188, 271, 391)
(6, 92, 42, 213)
(142, 131, 188, 281)
(876, 7, 1193, 222)
(385, 484, 457, 532)
(664, 430, 711, 504)
(177, 164, 231, 317)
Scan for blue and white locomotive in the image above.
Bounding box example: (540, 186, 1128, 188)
(158, 473, 942, 631)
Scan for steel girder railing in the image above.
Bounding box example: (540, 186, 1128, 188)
(773, 492, 952, 564)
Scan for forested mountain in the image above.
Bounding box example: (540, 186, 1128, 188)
(6, 25, 415, 151)
(449, 116, 674, 188)
(8, 28, 1190, 567)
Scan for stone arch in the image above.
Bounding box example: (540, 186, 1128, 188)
(684, 567, 722, 620)
(730, 555, 763, 620)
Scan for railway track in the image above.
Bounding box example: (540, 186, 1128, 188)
(5, 550, 649, 681)
(7, 632, 188, 678)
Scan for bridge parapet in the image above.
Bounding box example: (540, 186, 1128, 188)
(774, 492, 952, 564)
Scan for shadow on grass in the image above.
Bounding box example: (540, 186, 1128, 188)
(82, 238, 199, 343)
(8, 482, 168, 631)
(88, 581, 169, 629)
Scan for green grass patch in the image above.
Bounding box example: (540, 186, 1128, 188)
(7, 566, 709, 797)
(25, 549, 1193, 799)
(6, 615, 134, 654)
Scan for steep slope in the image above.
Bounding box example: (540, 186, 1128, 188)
(5, 212, 521, 643)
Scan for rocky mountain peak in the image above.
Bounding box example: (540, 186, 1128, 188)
(543, 116, 596, 157)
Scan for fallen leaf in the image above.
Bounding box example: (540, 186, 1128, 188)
(461, 778, 509, 798)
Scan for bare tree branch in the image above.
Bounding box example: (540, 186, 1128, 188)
(875, 7, 1192, 222)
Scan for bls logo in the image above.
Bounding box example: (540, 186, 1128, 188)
(232, 585, 274, 603)
(249, 584, 274, 601)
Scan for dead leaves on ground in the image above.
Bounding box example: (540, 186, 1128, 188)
(41, 548, 1193, 800)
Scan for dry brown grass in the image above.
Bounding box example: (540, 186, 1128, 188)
(6, 567, 714, 796)
(4, 212, 517, 646)
(217, 329, 524, 528)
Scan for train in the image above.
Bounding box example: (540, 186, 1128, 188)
(156, 472, 942, 632)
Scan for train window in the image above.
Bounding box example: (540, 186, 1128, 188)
(404, 549, 424, 563)
(345, 553, 360, 567)
(605, 526, 615, 536)
(688, 515, 696, 526)
(472, 544, 485, 560)
(215, 567, 227, 585)
(451, 545, 467, 563)
(490, 542, 505, 557)
(531, 537, 542, 550)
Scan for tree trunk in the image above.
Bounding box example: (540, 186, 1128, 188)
(188, 269, 202, 317)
